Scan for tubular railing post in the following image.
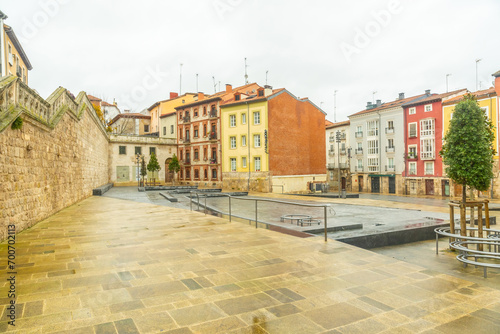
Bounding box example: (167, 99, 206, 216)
(204, 195, 207, 215)
(197, 193, 200, 211)
(255, 200, 258, 228)
(324, 206, 328, 242)
(229, 195, 232, 222)
(190, 191, 192, 211)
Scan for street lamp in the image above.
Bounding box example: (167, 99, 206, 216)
(336, 130, 341, 198)
(476, 59, 482, 91)
(135, 153, 144, 188)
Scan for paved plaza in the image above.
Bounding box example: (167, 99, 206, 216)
(1, 191, 500, 333)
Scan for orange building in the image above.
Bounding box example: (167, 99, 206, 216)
(175, 83, 261, 187)
(1, 11, 32, 84)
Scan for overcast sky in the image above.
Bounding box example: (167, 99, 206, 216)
(2, 0, 500, 121)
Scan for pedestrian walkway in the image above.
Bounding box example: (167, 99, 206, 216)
(1, 195, 500, 333)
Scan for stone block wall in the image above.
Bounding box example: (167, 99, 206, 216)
(0, 77, 109, 241)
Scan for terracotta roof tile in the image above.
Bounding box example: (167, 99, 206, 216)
(442, 87, 496, 105)
(403, 89, 468, 107)
(349, 93, 426, 118)
(87, 95, 101, 101)
(326, 120, 350, 129)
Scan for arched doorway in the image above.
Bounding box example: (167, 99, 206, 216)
(165, 158, 174, 183)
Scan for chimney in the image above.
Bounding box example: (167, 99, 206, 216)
(366, 102, 373, 109)
(425, 89, 431, 96)
(264, 85, 273, 97)
(376, 99, 381, 107)
(225, 84, 232, 93)
(493, 71, 500, 96)
(198, 92, 204, 101)
(124, 109, 130, 113)
(170, 92, 178, 99)
(398, 92, 405, 100)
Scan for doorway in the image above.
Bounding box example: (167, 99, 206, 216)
(425, 179, 434, 195)
(371, 177, 380, 193)
(358, 176, 363, 192)
(441, 180, 450, 196)
(388, 176, 396, 194)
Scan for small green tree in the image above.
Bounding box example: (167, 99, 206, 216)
(147, 153, 161, 185)
(168, 154, 181, 185)
(140, 157, 147, 186)
(440, 93, 495, 203)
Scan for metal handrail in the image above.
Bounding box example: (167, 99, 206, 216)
(189, 191, 331, 242)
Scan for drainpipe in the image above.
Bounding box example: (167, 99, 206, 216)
(247, 102, 251, 191)
(377, 111, 381, 191)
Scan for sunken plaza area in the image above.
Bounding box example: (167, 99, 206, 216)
(1, 195, 500, 333)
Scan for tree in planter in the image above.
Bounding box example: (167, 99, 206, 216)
(140, 157, 147, 187)
(147, 153, 161, 186)
(168, 154, 181, 185)
(440, 93, 495, 203)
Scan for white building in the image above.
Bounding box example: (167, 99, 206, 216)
(325, 120, 351, 191)
(348, 93, 424, 194)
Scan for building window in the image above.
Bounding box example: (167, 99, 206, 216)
(420, 119, 435, 137)
(387, 139, 394, 149)
(194, 149, 199, 161)
(242, 135, 247, 147)
(180, 149, 183, 160)
(357, 159, 363, 168)
(144, 124, 149, 132)
(254, 134, 261, 147)
(194, 169, 199, 179)
(203, 124, 207, 136)
(204, 169, 208, 180)
(408, 122, 417, 138)
(150, 147, 156, 155)
(185, 129, 190, 139)
(409, 107, 416, 115)
(367, 120, 378, 136)
(409, 162, 417, 175)
(203, 107, 207, 115)
(194, 127, 199, 138)
(355, 125, 363, 138)
(387, 158, 394, 169)
(212, 168, 217, 179)
(135, 147, 142, 155)
(242, 157, 247, 168)
(387, 120, 394, 129)
(424, 104, 432, 112)
(330, 171, 334, 180)
(119, 146, 126, 155)
(230, 136, 236, 149)
(235, 94, 241, 101)
(367, 140, 378, 155)
(163, 127, 166, 136)
(254, 111, 260, 125)
(186, 169, 190, 179)
(194, 109, 198, 117)
(254, 157, 261, 171)
(171, 125, 174, 134)
(420, 138, 435, 159)
(367, 158, 379, 172)
(230, 158, 237, 171)
(258, 90, 264, 97)
(408, 145, 417, 158)
(425, 162, 434, 175)
(242, 113, 246, 124)
(230, 115, 236, 127)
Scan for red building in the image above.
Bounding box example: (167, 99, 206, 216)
(402, 89, 466, 196)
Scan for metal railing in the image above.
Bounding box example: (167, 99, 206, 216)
(189, 191, 332, 242)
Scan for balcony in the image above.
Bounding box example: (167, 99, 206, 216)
(385, 127, 394, 134)
(209, 132, 217, 140)
(408, 170, 417, 176)
(385, 165, 395, 172)
(385, 146, 395, 153)
(210, 158, 217, 164)
(421, 152, 435, 160)
(355, 131, 363, 138)
(340, 133, 346, 140)
(184, 158, 191, 165)
(327, 163, 335, 169)
(355, 166, 364, 172)
(367, 130, 378, 136)
(355, 148, 363, 155)
(329, 137, 335, 143)
(328, 150, 335, 156)
(368, 166, 379, 172)
(183, 138, 190, 144)
(425, 169, 434, 175)
(209, 110, 217, 118)
(182, 115, 190, 123)
(339, 163, 348, 169)
(407, 153, 417, 160)
(340, 149, 346, 155)
(409, 132, 417, 138)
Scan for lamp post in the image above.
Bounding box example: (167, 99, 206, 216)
(336, 130, 341, 198)
(446, 74, 451, 93)
(135, 153, 141, 189)
(475, 59, 481, 91)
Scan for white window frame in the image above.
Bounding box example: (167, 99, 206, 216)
(254, 157, 261, 171)
(367, 140, 378, 155)
(253, 111, 261, 125)
(254, 134, 261, 147)
(242, 157, 247, 168)
(409, 107, 416, 115)
(408, 145, 417, 158)
(367, 158, 379, 172)
(241, 113, 247, 124)
(481, 107, 489, 120)
(230, 158, 237, 172)
(241, 135, 247, 147)
(424, 104, 432, 112)
(408, 122, 417, 138)
(420, 119, 435, 137)
(420, 138, 435, 159)
(424, 161, 434, 175)
(367, 120, 379, 136)
(387, 120, 394, 129)
(230, 115, 236, 127)
(230, 136, 236, 149)
(387, 157, 394, 168)
(387, 138, 394, 148)
(409, 162, 417, 175)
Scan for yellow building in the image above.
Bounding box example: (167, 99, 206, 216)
(148, 93, 197, 136)
(442, 88, 499, 197)
(220, 96, 269, 182)
(1, 11, 32, 84)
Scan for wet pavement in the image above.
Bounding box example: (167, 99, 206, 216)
(1, 188, 500, 333)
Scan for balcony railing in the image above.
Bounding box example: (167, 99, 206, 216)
(210, 158, 217, 164)
(355, 131, 363, 138)
(327, 163, 335, 169)
(340, 149, 346, 155)
(209, 132, 217, 140)
(328, 150, 335, 156)
(425, 169, 434, 175)
(209, 110, 217, 118)
(329, 137, 335, 143)
(355, 166, 364, 172)
(339, 163, 348, 169)
(385, 165, 395, 172)
(355, 148, 363, 154)
(183, 138, 190, 143)
(409, 132, 417, 138)
(408, 170, 417, 175)
(183, 115, 190, 123)
(367, 130, 378, 136)
(368, 166, 379, 172)
(385, 127, 394, 134)
(385, 146, 395, 153)
(184, 158, 191, 165)
(408, 153, 417, 160)
(421, 152, 435, 160)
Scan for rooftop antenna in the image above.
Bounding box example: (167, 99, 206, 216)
(266, 70, 269, 85)
(244, 57, 248, 84)
(196, 73, 199, 92)
(212, 76, 216, 94)
(334, 90, 338, 123)
(179, 63, 183, 94)
(476, 58, 482, 91)
(372, 91, 377, 104)
(446, 73, 451, 93)
(218, 81, 221, 91)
